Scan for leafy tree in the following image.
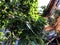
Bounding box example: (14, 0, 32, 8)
(0, 0, 46, 45)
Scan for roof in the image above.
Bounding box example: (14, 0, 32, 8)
(44, 25, 53, 31)
(44, 16, 60, 33)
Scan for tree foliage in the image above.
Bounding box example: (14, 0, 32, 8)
(0, 0, 46, 45)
